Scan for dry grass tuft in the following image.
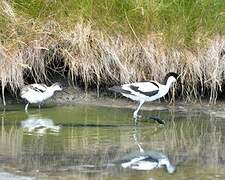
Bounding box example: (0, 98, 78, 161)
(0, 0, 16, 21)
(0, 45, 24, 105)
(0, 2, 225, 105)
(58, 24, 225, 103)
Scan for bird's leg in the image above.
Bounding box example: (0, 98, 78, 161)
(133, 126, 144, 153)
(38, 104, 41, 109)
(25, 103, 29, 112)
(133, 100, 145, 119)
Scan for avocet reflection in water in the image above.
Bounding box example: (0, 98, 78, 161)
(21, 115, 61, 135)
(121, 151, 175, 173)
(121, 127, 176, 173)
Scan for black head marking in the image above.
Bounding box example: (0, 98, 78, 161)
(164, 72, 178, 84)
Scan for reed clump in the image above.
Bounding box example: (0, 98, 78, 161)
(0, 1, 225, 104)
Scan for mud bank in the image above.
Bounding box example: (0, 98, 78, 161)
(2, 85, 225, 116)
(28, 87, 225, 114)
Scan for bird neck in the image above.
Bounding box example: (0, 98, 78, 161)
(160, 159, 175, 173)
(164, 160, 170, 168)
(165, 77, 175, 89)
(165, 162, 175, 173)
(47, 86, 57, 94)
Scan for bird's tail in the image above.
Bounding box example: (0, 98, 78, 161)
(109, 85, 130, 94)
(108, 86, 123, 93)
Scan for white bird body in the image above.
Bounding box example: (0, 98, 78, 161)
(121, 155, 158, 170)
(121, 81, 169, 102)
(121, 128, 176, 173)
(21, 117, 61, 134)
(20, 83, 62, 111)
(121, 152, 175, 173)
(109, 72, 178, 119)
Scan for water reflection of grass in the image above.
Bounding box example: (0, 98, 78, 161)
(0, 118, 23, 158)
(141, 114, 225, 168)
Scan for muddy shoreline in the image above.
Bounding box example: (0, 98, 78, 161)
(23, 87, 225, 112)
(2, 86, 225, 113)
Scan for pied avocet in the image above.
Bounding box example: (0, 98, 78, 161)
(109, 72, 178, 119)
(121, 150, 176, 173)
(121, 127, 176, 173)
(20, 83, 63, 111)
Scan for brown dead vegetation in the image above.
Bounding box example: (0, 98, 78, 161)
(0, 1, 225, 105)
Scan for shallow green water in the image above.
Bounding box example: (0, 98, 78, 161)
(0, 104, 225, 179)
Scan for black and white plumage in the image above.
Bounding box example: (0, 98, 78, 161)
(109, 72, 178, 119)
(121, 128, 176, 173)
(20, 83, 63, 111)
(21, 116, 61, 134)
(121, 151, 176, 173)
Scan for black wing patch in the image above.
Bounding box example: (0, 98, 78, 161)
(149, 81, 159, 88)
(140, 81, 159, 88)
(129, 85, 159, 97)
(30, 86, 45, 93)
(143, 156, 159, 163)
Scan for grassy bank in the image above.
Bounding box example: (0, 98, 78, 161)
(0, 0, 225, 105)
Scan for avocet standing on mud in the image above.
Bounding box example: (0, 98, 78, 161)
(109, 72, 178, 120)
(20, 83, 63, 111)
